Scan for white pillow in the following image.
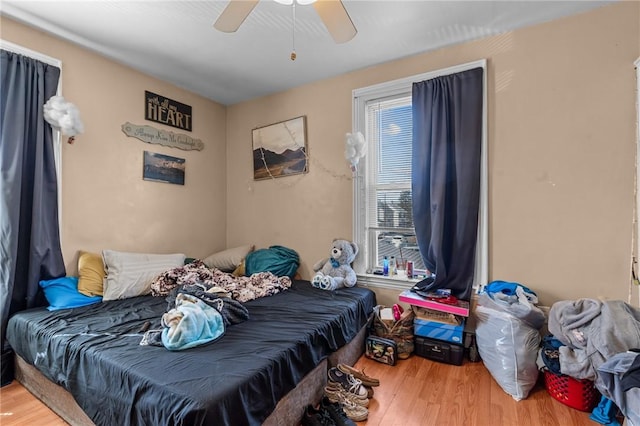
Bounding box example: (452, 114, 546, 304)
(102, 250, 186, 301)
(202, 245, 254, 272)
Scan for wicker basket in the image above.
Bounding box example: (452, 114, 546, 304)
(543, 370, 600, 412)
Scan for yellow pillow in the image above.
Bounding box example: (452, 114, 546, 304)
(232, 259, 246, 277)
(77, 251, 105, 297)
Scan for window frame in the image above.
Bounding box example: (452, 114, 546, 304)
(352, 59, 488, 291)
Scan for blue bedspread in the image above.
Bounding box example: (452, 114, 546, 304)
(7, 280, 375, 426)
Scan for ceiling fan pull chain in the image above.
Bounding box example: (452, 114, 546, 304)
(290, 2, 297, 61)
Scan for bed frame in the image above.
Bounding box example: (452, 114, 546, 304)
(14, 325, 367, 426)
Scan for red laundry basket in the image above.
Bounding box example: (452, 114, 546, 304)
(543, 370, 600, 412)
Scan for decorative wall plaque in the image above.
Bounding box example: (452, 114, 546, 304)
(145, 91, 192, 131)
(121, 122, 204, 151)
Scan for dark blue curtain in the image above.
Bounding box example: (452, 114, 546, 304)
(411, 67, 483, 302)
(1, 50, 65, 385)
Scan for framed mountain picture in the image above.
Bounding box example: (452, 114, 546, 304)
(252, 116, 308, 180)
(143, 151, 185, 185)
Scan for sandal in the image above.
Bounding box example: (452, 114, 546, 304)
(336, 364, 380, 387)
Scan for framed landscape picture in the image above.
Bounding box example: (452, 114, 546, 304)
(143, 151, 185, 185)
(252, 116, 308, 180)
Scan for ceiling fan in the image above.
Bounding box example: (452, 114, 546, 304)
(213, 0, 357, 44)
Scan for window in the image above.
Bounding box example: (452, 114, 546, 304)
(364, 95, 422, 271)
(352, 60, 488, 289)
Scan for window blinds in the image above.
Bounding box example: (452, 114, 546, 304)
(365, 94, 413, 230)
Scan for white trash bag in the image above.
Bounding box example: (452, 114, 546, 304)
(474, 285, 545, 401)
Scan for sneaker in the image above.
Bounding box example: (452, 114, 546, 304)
(324, 386, 369, 407)
(322, 395, 368, 423)
(301, 404, 336, 426)
(327, 367, 368, 399)
(320, 396, 360, 426)
(337, 364, 380, 387)
(365, 385, 374, 399)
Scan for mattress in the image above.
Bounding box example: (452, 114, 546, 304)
(6, 280, 376, 425)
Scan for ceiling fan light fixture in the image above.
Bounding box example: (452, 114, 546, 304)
(214, 0, 355, 45)
(273, 0, 317, 5)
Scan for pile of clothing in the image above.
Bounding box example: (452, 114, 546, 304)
(141, 282, 251, 351)
(141, 260, 292, 351)
(542, 298, 640, 425)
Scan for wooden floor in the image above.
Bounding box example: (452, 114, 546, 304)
(1, 380, 67, 426)
(0, 354, 596, 426)
(352, 355, 596, 426)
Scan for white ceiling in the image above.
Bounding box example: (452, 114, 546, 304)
(1, 0, 614, 105)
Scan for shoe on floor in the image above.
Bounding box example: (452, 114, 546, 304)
(324, 385, 369, 407)
(301, 404, 336, 426)
(324, 395, 368, 423)
(327, 367, 368, 399)
(365, 385, 374, 399)
(320, 396, 359, 426)
(337, 363, 380, 387)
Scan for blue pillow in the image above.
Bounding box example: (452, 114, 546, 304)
(39, 276, 102, 311)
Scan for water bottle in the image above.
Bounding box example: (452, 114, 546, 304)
(383, 256, 389, 276)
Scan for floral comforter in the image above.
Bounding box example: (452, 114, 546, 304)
(150, 260, 291, 303)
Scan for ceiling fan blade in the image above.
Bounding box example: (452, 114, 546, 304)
(214, 0, 259, 33)
(312, 0, 357, 44)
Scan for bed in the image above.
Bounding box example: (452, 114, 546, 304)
(7, 280, 376, 425)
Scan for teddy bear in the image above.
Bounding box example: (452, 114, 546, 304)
(311, 239, 358, 291)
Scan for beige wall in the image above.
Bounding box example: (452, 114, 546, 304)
(2, 3, 639, 306)
(227, 2, 640, 306)
(1, 17, 228, 274)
